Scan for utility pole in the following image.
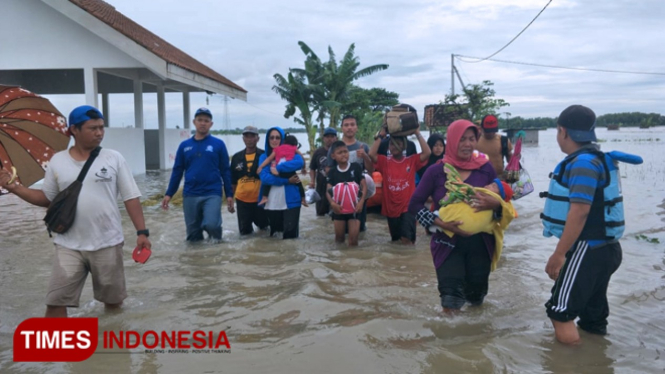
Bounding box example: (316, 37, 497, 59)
(223, 95, 230, 132)
(451, 54, 455, 96)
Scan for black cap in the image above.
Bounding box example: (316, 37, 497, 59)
(558, 105, 597, 142)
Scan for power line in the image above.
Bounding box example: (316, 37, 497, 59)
(465, 0, 552, 63)
(455, 55, 665, 76)
(239, 99, 285, 117)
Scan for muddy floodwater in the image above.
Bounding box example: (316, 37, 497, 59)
(1, 128, 664, 373)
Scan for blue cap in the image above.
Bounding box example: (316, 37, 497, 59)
(195, 107, 213, 119)
(323, 127, 337, 136)
(68, 105, 104, 127)
(493, 178, 506, 200)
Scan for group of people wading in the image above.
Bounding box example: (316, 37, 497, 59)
(0, 103, 640, 346)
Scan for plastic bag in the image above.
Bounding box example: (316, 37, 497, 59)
(305, 187, 321, 205)
(510, 165, 534, 200)
(364, 173, 376, 199)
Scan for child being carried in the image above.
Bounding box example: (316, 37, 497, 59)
(434, 163, 516, 237)
(257, 135, 307, 206)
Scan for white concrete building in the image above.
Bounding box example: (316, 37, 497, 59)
(0, 0, 247, 174)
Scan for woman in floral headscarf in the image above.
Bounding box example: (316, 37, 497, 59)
(408, 120, 501, 313)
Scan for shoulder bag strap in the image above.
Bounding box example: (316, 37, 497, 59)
(76, 146, 102, 183)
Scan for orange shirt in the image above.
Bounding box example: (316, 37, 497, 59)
(234, 153, 261, 203)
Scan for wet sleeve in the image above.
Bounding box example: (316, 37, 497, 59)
(165, 143, 185, 197)
(566, 157, 604, 205)
(219, 143, 233, 198)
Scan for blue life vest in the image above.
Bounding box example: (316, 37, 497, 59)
(540, 149, 642, 240)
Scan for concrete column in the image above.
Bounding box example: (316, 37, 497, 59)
(133, 80, 144, 129)
(182, 91, 191, 129)
(83, 67, 98, 108)
(101, 93, 110, 127)
(157, 84, 167, 169)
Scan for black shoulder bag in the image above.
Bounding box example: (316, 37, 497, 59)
(44, 147, 102, 236)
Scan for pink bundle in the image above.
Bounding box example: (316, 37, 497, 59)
(504, 131, 524, 183)
(332, 182, 360, 214)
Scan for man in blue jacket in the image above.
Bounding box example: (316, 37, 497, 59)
(161, 108, 234, 242)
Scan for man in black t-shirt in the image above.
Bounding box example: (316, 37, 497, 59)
(309, 127, 337, 216)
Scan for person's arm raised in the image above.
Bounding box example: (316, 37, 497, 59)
(368, 127, 386, 164)
(415, 129, 431, 163)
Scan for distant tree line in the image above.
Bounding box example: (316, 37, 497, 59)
(210, 127, 307, 135)
(497, 112, 665, 129)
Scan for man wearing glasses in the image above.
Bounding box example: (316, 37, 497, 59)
(230, 126, 269, 235)
(161, 108, 234, 243)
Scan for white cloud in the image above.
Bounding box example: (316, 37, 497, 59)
(47, 0, 665, 130)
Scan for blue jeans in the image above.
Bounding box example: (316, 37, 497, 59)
(183, 195, 222, 241)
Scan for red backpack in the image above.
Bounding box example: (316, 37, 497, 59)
(332, 182, 360, 214)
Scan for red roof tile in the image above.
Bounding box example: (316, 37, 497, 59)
(67, 0, 246, 93)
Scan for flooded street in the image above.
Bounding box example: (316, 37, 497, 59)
(1, 128, 664, 373)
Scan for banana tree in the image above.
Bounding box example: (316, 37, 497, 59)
(272, 71, 317, 157)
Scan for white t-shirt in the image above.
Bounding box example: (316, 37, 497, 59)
(264, 156, 288, 211)
(42, 148, 141, 251)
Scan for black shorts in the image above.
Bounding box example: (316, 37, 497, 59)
(386, 212, 416, 242)
(546, 241, 622, 334)
(332, 213, 359, 221)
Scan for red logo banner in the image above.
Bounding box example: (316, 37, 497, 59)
(13, 318, 98, 362)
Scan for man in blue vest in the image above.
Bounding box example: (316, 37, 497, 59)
(544, 105, 623, 345)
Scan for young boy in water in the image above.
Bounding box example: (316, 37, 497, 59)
(326, 141, 366, 246)
(368, 127, 431, 244)
(257, 135, 306, 206)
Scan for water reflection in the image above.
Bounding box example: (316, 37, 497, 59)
(540, 334, 614, 374)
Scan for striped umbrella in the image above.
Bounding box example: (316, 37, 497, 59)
(0, 85, 69, 187)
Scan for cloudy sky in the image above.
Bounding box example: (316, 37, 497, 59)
(59, 0, 665, 130)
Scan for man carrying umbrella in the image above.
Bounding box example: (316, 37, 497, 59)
(0, 105, 151, 318)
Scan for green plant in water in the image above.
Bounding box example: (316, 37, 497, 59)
(635, 234, 660, 244)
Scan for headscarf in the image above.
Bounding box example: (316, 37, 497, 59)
(263, 126, 285, 157)
(441, 119, 489, 170)
(417, 133, 445, 178)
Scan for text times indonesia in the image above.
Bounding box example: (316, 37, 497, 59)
(14, 318, 231, 362)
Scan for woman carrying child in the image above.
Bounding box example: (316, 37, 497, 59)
(259, 127, 304, 239)
(408, 120, 502, 313)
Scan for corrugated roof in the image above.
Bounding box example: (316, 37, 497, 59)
(67, 0, 246, 93)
